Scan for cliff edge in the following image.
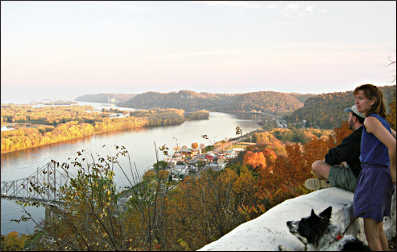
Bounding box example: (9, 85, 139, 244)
(198, 187, 396, 251)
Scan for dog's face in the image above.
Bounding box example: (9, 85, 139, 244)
(286, 206, 332, 246)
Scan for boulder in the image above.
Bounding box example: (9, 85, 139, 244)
(198, 187, 396, 251)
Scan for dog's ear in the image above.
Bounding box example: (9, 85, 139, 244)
(319, 206, 332, 219)
(311, 209, 316, 217)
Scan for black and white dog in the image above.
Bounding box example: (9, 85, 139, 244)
(283, 206, 370, 251)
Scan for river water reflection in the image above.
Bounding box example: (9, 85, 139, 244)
(1, 104, 262, 235)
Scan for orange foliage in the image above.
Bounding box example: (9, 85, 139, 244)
(243, 151, 267, 170)
(191, 142, 199, 149)
(333, 121, 352, 146)
(386, 95, 396, 130)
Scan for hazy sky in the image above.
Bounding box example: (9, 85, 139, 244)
(1, 1, 396, 103)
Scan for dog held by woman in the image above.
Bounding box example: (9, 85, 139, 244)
(282, 206, 370, 251)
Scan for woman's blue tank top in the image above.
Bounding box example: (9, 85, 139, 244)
(360, 113, 392, 167)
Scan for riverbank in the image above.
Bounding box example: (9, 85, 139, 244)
(1, 105, 209, 154)
(1, 126, 148, 155)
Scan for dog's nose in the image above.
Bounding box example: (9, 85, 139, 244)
(286, 221, 292, 227)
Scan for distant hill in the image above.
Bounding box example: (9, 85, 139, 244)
(288, 93, 317, 103)
(284, 85, 396, 129)
(117, 90, 305, 114)
(76, 85, 395, 130)
(75, 93, 136, 103)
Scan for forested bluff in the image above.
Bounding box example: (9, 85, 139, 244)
(76, 90, 310, 114)
(76, 85, 395, 129)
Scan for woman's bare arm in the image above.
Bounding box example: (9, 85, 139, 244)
(364, 117, 396, 183)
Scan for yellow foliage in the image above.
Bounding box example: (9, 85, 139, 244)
(158, 170, 169, 180)
(232, 166, 254, 194)
(255, 131, 287, 156)
(218, 168, 238, 185)
(1, 231, 28, 251)
(143, 170, 156, 182)
(255, 131, 278, 145)
(1, 105, 187, 153)
(177, 238, 191, 250)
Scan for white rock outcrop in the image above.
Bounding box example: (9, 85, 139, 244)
(198, 187, 396, 251)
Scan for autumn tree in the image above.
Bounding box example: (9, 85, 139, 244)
(191, 142, 199, 150)
(386, 90, 396, 130)
(0, 231, 29, 251)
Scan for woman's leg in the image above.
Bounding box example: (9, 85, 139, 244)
(377, 221, 390, 250)
(364, 218, 382, 251)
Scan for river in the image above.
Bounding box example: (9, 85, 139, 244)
(1, 102, 262, 235)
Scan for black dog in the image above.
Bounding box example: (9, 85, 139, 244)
(284, 206, 370, 251)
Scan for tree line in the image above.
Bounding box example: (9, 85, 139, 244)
(117, 90, 305, 114)
(1, 105, 208, 153)
(284, 85, 395, 129)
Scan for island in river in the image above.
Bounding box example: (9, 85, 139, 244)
(0, 103, 209, 154)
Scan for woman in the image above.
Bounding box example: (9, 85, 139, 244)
(353, 84, 396, 250)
